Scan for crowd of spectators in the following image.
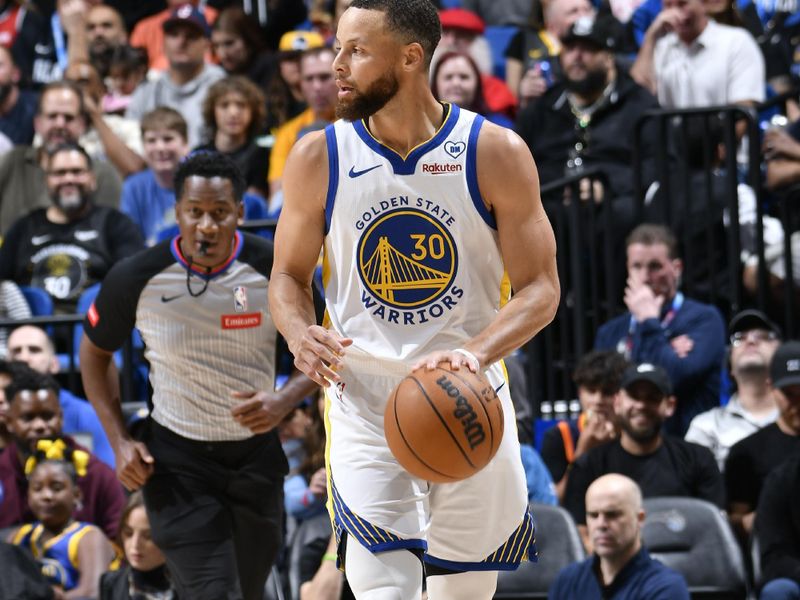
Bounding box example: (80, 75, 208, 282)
(0, 0, 797, 597)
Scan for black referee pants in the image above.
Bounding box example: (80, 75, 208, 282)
(141, 420, 285, 600)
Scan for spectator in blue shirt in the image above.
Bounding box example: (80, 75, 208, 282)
(6, 326, 114, 468)
(119, 107, 189, 247)
(550, 473, 690, 599)
(594, 224, 726, 435)
(122, 107, 270, 246)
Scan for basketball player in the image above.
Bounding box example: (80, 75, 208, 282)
(269, 0, 560, 598)
(79, 153, 320, 600)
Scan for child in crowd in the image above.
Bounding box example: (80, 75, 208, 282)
(103, 46, 149, 116)
(9, 454, 116, 599)
(196, 76, 270, 200)
(100, 491, 176, 599)
(120, 107, 190, 246)
(121, 107, 270, 246)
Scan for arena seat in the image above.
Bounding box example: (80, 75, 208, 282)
(494, 503, 585, 599)
(642, 497, 748, 600)
(484, 25, 519, 80)
(19, 286, 54, 316)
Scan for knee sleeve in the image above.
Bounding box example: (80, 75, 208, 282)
(426, 570, 498, 600)
(344, 538, 423, 600)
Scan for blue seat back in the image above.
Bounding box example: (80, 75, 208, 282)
(484, 25, 519, 79)
(20, 286, 54, 316)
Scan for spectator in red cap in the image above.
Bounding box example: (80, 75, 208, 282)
(436, 8, 517, 118)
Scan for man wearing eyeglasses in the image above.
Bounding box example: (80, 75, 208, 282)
(685, 309, 781, 473)
(0, 142, 143, 316)
(725, 340, 800, 540)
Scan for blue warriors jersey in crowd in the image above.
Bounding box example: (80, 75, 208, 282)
(12, 521, 98, 590)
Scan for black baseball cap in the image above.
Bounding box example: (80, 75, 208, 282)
(561, 15, 616, 51)
(621, 363, 672, 397)
(770, 341, 800, 390)
(728, 309, 782, 338)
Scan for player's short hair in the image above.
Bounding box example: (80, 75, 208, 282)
(626, 223, 679, 259)
(5, 364, 60, 405)
(572, 350, 629, 395)
(174, 151, 245, 204)
(140, 106, 188, 141)
(348, 0, 441, 69)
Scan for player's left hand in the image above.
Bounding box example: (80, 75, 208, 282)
(230, 390, 290, 434)
(410, 349, 480, 373)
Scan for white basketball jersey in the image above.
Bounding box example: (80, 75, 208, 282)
(322, 104, 508, 361)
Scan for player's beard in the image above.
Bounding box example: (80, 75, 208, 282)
(336, 69, 400, 122)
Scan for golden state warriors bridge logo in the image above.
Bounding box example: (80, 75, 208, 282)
(358, 208, 462, 324)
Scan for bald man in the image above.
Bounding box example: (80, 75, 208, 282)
(7, 325, 114, 467)
(550, 474, 689, 599)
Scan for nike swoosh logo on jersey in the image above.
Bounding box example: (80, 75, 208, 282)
(348, 164, 381, 178)
(161, 294, 184, 303)
(31, 234, 52, 245)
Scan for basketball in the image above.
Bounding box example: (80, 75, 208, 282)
(384, 363, 504, 483)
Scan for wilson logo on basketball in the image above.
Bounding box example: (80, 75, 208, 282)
(436, 375, 486, 450)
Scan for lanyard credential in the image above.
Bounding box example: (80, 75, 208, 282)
(619, 292, 684, 359)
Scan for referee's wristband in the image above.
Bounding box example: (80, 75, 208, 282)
(453, 348, 480, 368)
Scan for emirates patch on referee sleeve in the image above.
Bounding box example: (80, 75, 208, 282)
(87, 303, 99, 327)
(221, 313, 262, 329)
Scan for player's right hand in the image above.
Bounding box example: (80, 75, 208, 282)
(291, 325, 353, 387)
(115, 438, 154, 491)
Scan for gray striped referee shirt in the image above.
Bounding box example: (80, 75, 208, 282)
(84, 231, 292, 442)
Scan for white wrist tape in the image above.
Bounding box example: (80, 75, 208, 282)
(453, 348, 480, 367)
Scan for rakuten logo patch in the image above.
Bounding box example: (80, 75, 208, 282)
(421, 163, 462, 174)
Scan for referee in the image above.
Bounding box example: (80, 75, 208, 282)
(79, 152, 320, 600)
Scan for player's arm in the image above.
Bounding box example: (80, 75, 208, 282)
(415, 123, 558, 372)
(269, 131, 352, 387)
(460, 124, 560, 369)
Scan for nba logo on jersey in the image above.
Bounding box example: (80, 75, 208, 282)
(233, 286, 247, 312)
